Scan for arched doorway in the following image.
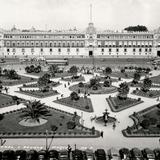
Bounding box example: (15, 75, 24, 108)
(157, 51, 160, 57)
(89, 50, 93, 56)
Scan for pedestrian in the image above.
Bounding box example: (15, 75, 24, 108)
(113, 122, 116, 130)
(5, 87, 8, 93)
(100, 131, 104, 138)
(67, 145, 72, 159)
(61, 94, 63, 98)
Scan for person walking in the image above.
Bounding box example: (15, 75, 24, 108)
(67, 145, 72, 160)
(100, 131, 104, 138)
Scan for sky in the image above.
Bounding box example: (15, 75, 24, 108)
(0, 0, 159, 31)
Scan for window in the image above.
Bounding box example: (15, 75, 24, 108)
(139, 48, 142, 52)
(124, 48, 127, 52)
(109, 48, 111, 52)
(116, 48, 119, 52)
(50, 48, 52, 52)
(149, 48, 152, 52)
(58, 48, 61, 52)
(31, 48, 34, 52)
(67, 48, 70, 52)
(145, 48, 148, 52)
(40, 48, 43, 52)
(76, 48, 79, 52)
(50, 43, 52, 47)
(7, 48, 10, 52)
(22, 48, 25, 52)
(133, 48, 136, 52)
(102, 48, 104, 52)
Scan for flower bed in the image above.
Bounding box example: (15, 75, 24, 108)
(106, 96, 143, 112)
(16, 89, 59, 98)
(69, 83, 117, 94)
(54, 97, 93, 112)
(62, 75, 85, 82)
(0, 93, 24, 108)
(132, 89, 160, 98)
(22, 81, 61, 88)
(122, 104, 160, 137)
(0, 106, 100, 138)
(0, 75, 37, 86)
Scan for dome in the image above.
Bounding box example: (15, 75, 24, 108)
(86, 22, 96, 34)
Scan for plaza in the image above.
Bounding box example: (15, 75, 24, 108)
(0, 60, 160, 152)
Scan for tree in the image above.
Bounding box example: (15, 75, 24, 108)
(37, 73, 51, 92)
(20, 100, 51, 123)
(48, 64, 59, 77)
(103, 67, 112, 76)
(0, 80, 3, 92)
(89, 78, 99, 87)
(124, 25, 148, 32)
(104, 80, 111, 87)
(141, 77, 152, 92)
(132, 72, 141, 84)
(140, 119, 150, 129)
(70, 92, 79, 101)
(69, 66, 78, 77)
(34, 65, 41, 73)
(118, 82, 130, 99)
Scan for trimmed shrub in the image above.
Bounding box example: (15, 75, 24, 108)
(51, 125, 58, 131)
(140, 119, 150, 129)
(67, 121, 76, 129)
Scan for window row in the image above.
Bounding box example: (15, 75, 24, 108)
(101, 48, 152, 52)
(5, 41, 85, 47)
(97, 35, 153, 39)
(6, 48, 80, 53)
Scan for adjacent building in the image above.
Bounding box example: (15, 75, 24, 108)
(0, 22, 160, 58)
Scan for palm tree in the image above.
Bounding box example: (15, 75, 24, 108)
(141, 77, 152, 92)
(118, 82, 130, 99)
(20, 100, 51, 123)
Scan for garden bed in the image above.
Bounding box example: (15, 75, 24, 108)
(132, 89, 160, 98)
(0, 75, 37, 86)
(69, 83, 117, 94)
(106, 96, 143, 112)
(62, 75, 85, 82)
(0, 93, 24, 108)
(22, 81, 61, 88)
(0, 106, 100, 138)
(16, 89, 59, 98)
(27, 71, 72, 78)
(122, 104, 160, 137)
(128, 82, 160, 88)
(54, 97, 93, 112)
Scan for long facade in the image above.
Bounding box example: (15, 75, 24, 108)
(0, 23, 160, 58)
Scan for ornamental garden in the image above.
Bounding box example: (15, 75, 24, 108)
(1, 63, 160, 138)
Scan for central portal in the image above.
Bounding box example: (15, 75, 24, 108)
(89, 51, 93, 56)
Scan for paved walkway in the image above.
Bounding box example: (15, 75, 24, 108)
(1, 70, 160, 151)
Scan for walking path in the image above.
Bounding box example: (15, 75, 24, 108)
(0, 70, 160, 151)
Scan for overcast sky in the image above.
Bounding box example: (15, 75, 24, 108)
(0, 0, 159, 31)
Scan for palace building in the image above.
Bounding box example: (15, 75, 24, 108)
(0, 22, 160, 58)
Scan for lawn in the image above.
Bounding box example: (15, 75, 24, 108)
(122, 104, 160, 137)
(0, 75, 36, 86)
(22, 81, 61, 88)
(0, 93, 24, 108)
(27, 71, 72, 78)
(128, 81, 160, 88)
(17, 89, 59, 98)
(54, 97, 93, 112)
(106, 96, 143, 112)
(150, 75, 160, 84)
(69, 83, 117, 94)
(62, 75, 85, 82)
(132, 89, 160, 98)
(0, 106, 100, 138)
